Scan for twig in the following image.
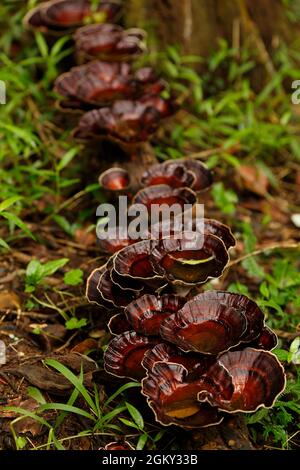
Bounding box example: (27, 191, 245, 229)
(228, 241, 300, 268)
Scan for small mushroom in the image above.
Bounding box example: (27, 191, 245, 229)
(197, 348, 286, 412)
(24, 0, 122, 35)
(151, 231, 229, 286)
(141, 361, 223, 428)
(104, 331, 160, 380)
(100, 441, 135, 450)
(125, 294, 186, 336)
(160, 295, 247, 354)
(99, 167, 130, 192)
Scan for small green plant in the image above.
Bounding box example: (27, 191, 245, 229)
(25, 258, 69, 292)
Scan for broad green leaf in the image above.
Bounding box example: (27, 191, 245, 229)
(64, 269, 83, 286)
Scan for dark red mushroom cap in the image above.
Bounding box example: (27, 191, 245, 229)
(248, 326, 278, 351)
(24, 1, 122, 34)
(99, 167, 130, 192)
(141, 361, 223, 428)
(74, 23, 146, 60)
(100, 441, 134, 450)
(55, 61, 136, 108)
(140, 162, 195, 189)
(197, 348, 286, 412)
(113, 240, 163, 284)
(125, 294, 186, 336)
(151, 232, 229, 286)
(104, 331, 160, 380)
(97, 265, 137, 308)
(132, 184, 196, 210)
(192, 291, 264, 342)
(108, 313, 132, 336)
(142, 342, 215, 375)
(74, 99, 161, 142)
(86, 266, 114, 309)
(160, 296, 247, 355)
(202, 219, 236, 250)
(164, 159, 213, 192)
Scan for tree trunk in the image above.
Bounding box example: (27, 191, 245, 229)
(126, 0, 294, 59)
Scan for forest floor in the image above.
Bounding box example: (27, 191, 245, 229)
(0, 1, 300, 451)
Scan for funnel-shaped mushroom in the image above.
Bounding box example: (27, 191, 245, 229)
(160, 296, 247, 354)
(104, 331, 160, 380)
(192, 291, 265, 342)
(151, 231, 229, 286)
(97, 265, 137, 308)
(142, 361, 223, 428)
(202, 219, 236, 250)
(160, 291, 265, 353)
(86, 266, 114, 309)
(113, 240, 164, 288)
(125, 294, 186, 336)
(197, 348, 286, 412)
(74, 23, 146, 61)
(24, 1, 122, 35)
(74, 96, 175, 142)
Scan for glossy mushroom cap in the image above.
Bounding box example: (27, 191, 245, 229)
(104, 331, 160, 380)
(74, 96, 175, 142)
(108, 313, 132, 335)
(151, 231, 229, 286)
(192, 291, 265, 342)
(24, 1, 122, 34)
(141, 162, 195, 188)
(132, 184, 196, 210)
(74, 23, 146, 60)
(248, 326, 278, 351)
(97, 265, 137, 308)
(99, 167, 130, 191)
(125, 294, 186, 336)
(142, 361, 223, 428)
(101, 441, 134, 450)
(142, 342, 215, 375)
(160, 291, 265, 354)
(160, 298, 247, 355)
(113, 240, 163, 285)
(85, 266, 113, 309)
(197, 348, 286, 412)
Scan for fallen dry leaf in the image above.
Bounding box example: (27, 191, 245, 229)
(235, 165, 269, 196)
(0, 291, 21, 310)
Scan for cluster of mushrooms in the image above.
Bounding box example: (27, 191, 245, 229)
(24, 0, 175, 143)
(86, 159, 286, 428)
(24, 0, 286, 430)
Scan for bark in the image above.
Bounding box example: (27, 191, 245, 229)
(126, 0, 294, 58)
